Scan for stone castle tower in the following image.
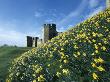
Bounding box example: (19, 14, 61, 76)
(106, 0, 110, 8)
(27, 24, 61, 47)
(43, 24, 57, 43)
(27, 36, 39, 47)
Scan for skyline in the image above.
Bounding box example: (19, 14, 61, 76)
(0, 0, 106, 46)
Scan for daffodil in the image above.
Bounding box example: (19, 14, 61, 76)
(77, 52, 80, 55)
(95, 50, 99, 53)
(33, 79, 36, 82)
(92, 73, 98, 80)
(92, 32, 97, 37)
(98, 43, 102, 46)
(38, 75, 45, 82)
(91, 62, 97, 67)
(92, 39, 96, 43)
(94, 44, 98, 49)
(6, 79, 10, 82)
(63, 59, 69, 64)
(94, 57, 104, 63)
(56, 72, 61, 77)
(98, 57, 104, 63)
(102, 46, 106, 51)
(97, 66, 105, 71)
(62, 69, 70, 75)
(48, 64, 50, 67)
(74, 45, 78, 49)
(83, 53, 86, 56)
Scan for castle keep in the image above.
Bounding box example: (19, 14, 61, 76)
(27, 24, 61, 47)
(44, 24, 57, 43)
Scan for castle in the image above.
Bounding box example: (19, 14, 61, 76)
(27, 0, 110, 47)
(27, 24, 62, 47)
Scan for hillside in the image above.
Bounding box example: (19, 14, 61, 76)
(8, 8, 110, 82)
(0, 47, 30, 81)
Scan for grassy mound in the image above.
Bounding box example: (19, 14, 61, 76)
(8, 8, 110, 82)
(0, 46, 30, 81)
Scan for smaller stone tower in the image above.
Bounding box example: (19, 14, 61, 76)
(33, 37, 39, 47)
(44, 24, 57, 43)
(27, 36, 39, 47)
(106, 0, 110, 8)
(27, 36, 33, 47)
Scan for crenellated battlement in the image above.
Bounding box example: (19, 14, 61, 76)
(44, 24, 56, 28)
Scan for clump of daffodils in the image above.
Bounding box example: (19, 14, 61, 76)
(8, 8, 110, 82)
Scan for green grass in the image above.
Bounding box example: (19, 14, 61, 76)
(0, 46, 31, 81)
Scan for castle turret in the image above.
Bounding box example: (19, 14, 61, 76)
(27, 36, 33, 47)
(27, 36, 39, 47)
(33, 37, 39, 47)
(106, 0, 110, 8)
(44, 24, 57, 43)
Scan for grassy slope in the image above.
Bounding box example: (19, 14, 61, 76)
(0, 47, 31, 80)
(8, 8, 110, 82)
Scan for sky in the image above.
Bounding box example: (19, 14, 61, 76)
(0, 0, 106, 47)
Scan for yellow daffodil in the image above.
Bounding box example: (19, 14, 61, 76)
(48, 64, 50, 67)
(98, 43, 102, 46)
(92, 73, 98, 80)
(91, 62, 97, 67)
(97, 66, 105, 71)
(33, 79, 36, 82)
(33, 74, 36, 77)
(74, 45, 78, 49)
(92, 32, 97, 37)
(94, 57, 104, 63)
(77, 52, 80, 55)
(83, 53, 86, 56)
(98, 57, 104, 63)
(60, 65, 62, 68)
(6, 79, 10, 82)
(95, 50, 99, 53)
(38, 75, 45, 82)
(63, 59, 69, 64)
(102, 46, 106, 51)
(35, 66, 42, 73)
(91, 53, 95, 55)
(62, 69, 70, 75)
(92, 39, 96, 43)
(94, 44, 98, 49)
(56, 72, 61, 77)
(94, 59, 99, 63)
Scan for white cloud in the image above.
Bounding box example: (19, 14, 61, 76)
(57, 26, 66, 32)
(45, 19, 54, 23)
(85, 6, 104, 19)
(0, 22, 41, 47)
(58, 0, 87, 28)
(89, 0, 99, 8)
(0, 28, 26, 46)
(35, 11, 42, 18)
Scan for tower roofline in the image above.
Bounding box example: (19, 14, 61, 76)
(44, 24, 56, 27)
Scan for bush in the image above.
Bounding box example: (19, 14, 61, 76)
(7, 8, 110, 82)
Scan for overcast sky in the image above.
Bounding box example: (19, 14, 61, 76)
(0, 0, 105, 47)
